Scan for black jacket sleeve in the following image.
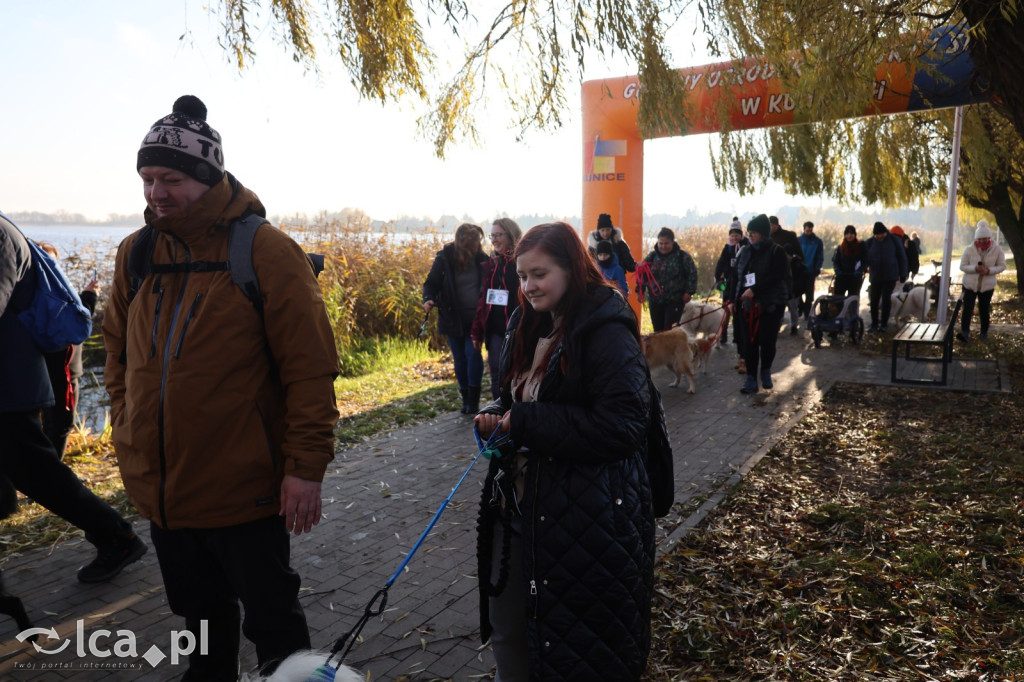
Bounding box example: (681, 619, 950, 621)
(510, 322, 648, 465)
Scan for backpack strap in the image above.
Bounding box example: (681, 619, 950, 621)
(227, 213, 267, 316)
(126, 225, 159, 302)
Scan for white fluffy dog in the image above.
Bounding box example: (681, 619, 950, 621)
(678, 301, 728, 342)
(890, 279, 937, 323)
(241, 652, 363, 682)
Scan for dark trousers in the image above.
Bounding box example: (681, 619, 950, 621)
(649, 301, 685, 333)
(834, 275, 863, 300)
(798, 275, 817, 317)
(41, 376, 78, 459)
(150, 515, 309, 681)
(961, 288, 994, 336)
(739, 303, 784, 377)
(868, 280, 897, 327)
(0, 410, 131, 547)
(485, 331, 505, 400)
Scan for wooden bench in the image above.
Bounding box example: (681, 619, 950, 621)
(891, 298, 962, 386)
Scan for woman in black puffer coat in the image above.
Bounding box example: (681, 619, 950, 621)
(474, 222, 655, 682)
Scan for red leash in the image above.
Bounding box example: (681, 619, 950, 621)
(743, 302, 762, 344)
(634, 262, 661, 304)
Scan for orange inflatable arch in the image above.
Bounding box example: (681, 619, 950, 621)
(581, 25, 986, 314)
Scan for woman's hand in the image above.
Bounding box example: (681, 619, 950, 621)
(423, 300, 435, 313)
(474, 410, 510, 437)
(741, 288, 754, 301)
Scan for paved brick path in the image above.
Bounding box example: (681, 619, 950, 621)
(0, 326, 1009, 681)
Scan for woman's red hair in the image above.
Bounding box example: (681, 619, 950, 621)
(508, 222, 616, 380)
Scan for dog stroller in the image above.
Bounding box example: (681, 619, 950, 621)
(807, 293, 864, 348)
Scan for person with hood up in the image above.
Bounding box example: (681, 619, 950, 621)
(586, 213, 636, 272)
(891, 225, 920, 280)
(595, 239, 629, 299)
(639, 228, 698, 332)
(474, 221, 655, 682)
(863, 221, 908, 332)
(958, 220, 1006, 342)
(103, 95, 340, 678)
(735, 214, 791, 393)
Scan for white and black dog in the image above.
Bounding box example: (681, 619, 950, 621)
(241, 652, 363, 681)
(677, 301, 728, 344)
(890, 275, 942, 323)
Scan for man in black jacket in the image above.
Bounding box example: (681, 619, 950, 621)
(0, 212, 145, 584)
(769, 216, 803, 334)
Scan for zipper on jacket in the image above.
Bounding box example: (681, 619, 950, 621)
(156, 246, 193, 528)
(254, 401, 278, 471)
(149, 283, 165, 358)
(529, 458, 542, 619)
(173, 293, 202, 359)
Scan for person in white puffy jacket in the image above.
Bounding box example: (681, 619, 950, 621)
(958, 220, 1006, 342)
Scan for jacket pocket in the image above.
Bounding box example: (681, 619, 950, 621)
(173, 293, 203, 359)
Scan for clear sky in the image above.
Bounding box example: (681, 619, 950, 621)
(0, 1, 821, 225)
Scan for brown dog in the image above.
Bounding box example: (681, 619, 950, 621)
(689, 337, 714, 374)
(642, 327, 696, 393)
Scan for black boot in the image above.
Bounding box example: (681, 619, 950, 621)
(459, 386, 470, 414)
(467, 386, 481, 414)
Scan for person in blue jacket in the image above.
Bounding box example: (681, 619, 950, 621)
(595, 240, 628, 299)
(797, 221, 824, 318)
(863, 221, 908, 332)
(0, 212, 145, 584)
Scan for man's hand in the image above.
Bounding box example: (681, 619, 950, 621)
(683, 292, 692, 304)
(280, 475, 322, 536)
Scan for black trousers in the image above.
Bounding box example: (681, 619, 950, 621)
(0, 410, 131, 547)
(739, 303, 784, 377)
(150, 515, 310, 681)
(961, 288, 994, 336)
(798, 275, 817, 317)
(648, 300, 685, 333)
(868, 279, 897, 327)
(834, 274, 863, 300)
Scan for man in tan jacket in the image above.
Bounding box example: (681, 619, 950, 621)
(103, 95, 340, 678)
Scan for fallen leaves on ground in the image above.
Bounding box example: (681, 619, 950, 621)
(646, 378, 1024, 681)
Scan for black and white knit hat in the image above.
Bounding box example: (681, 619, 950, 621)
(137, 95, 224, 186)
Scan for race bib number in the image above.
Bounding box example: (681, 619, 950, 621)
(745, 273, 756, 287)
(486, 289, 510, 306)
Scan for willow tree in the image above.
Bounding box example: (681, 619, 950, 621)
(697, 0, 1022, 293)
(212, 0, 695, 156)
(711, 105, 1023, 293)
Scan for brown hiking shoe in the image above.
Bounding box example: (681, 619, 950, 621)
(736, 359, 747, 374)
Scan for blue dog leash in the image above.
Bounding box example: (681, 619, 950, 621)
(313, 424, 512, 680)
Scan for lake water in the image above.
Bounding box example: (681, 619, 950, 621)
(19, 225, 137, 261)
(19, 224, 439, 434)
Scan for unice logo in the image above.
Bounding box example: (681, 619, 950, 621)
(15, 619, 209, 669)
